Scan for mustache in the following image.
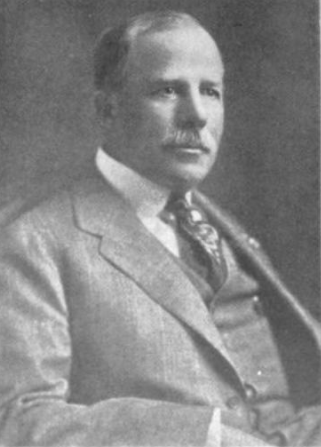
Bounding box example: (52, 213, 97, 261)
(162, 131, 210, 152)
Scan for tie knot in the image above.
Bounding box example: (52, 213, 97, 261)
(164, 197, 221, 255)
(165, 197, 207, 227)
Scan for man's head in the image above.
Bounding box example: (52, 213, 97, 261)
(94, 11, 224, 193)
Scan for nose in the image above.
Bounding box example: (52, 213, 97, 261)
(177, 90, 207, 129)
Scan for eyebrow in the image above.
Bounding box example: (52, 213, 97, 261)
(145, 77, 224, 88)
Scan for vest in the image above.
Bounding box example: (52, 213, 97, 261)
(178, 238, 300, 443)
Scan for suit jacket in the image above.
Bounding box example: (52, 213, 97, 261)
(0, 168, 320, 446)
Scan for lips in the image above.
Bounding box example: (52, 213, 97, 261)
(163, 144, 210, 154)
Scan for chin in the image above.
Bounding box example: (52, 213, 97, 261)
(164, 167, 210, 193)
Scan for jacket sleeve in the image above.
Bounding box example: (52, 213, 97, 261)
(0, 216, 214, 446)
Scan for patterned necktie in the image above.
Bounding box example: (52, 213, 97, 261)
(162, 196, 227, 291)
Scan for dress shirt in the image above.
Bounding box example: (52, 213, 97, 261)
(96, 147, 185, 256)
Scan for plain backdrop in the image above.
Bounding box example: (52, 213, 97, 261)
(0, 0, 319, 317)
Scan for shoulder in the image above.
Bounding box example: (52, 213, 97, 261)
(0, 166, 108, 230)
(0, 188, 75, 264)
(0, 168, 118, 254)
(0, 188, 72, 233)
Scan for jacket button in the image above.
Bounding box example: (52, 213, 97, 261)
(248, 237, 261, 249)
(244, 383, 257, 401)
(226, 395, 242, 409)
(252, 295, 264, 315)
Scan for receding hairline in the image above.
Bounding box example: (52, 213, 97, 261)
(93, 11, 221, 91)
(125, 11, 206, 41)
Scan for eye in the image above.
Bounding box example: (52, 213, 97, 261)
(151, 85, 178, 98)
(202, 86, 221, 99)
(162, 86, 176, 95)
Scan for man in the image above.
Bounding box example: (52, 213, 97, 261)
(0, 10, 320, 446)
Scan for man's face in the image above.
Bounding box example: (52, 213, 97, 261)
(108, 24, 224, 192)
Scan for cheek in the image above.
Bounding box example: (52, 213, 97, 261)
(209, 107, 224, 135)
(120, 96, 175, 141)
(145, 104, 176, 136)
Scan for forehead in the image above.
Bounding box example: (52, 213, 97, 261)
(125, 25, 224, 83)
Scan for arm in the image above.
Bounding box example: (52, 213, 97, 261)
(0, 216, 214, 446)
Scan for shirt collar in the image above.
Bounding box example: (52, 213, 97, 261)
(96, 147, 177, 219)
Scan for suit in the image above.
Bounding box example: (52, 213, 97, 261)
(0, 166, 320, 446)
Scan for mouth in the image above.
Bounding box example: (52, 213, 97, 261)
(163, 145, 210, 155)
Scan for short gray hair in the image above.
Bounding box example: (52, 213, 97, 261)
(93, 10, 206, 91)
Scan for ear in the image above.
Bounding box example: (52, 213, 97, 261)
(94, 90, 118, 121)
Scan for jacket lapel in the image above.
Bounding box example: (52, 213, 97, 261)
(71, 173, 241, 379)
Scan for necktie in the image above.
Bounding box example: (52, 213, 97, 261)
(162, 197, 227, 292)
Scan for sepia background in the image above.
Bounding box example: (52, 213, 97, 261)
(0, 0, 319, 316)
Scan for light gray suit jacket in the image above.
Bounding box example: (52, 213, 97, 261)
(0, 168, 319, 446)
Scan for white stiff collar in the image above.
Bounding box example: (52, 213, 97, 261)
(96, 148, 187, 219)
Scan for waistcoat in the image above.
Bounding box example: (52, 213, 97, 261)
(178, 238, 299, 442)
(212, 241, 299, 438)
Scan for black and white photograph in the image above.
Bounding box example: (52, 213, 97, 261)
(0, 1, 319, 445)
